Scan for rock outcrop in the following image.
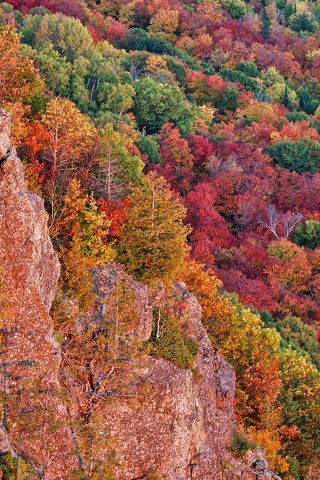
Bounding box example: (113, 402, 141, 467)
(0, 109, 76, 479)
(86, 273, 280, 480)
(0, 110, 280, 479)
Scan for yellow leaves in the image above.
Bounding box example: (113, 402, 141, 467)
(197, 1, 223, 23)
(268, 239, 302, 261)
(194, 104, 215, 135)
(266, 82, 297, 105)
(42, 98, 96, 167)
(249, 429, 289, 474)
(146, 55, 168, 74)
(236, 99, 279, 127)
(0, 26, 44, 143)
(148, 9, 180, 43)
(117, 173, 190, 285)
(306, 49, 320, 61)
(315, 105, 320, 117)
(279, 348, 319, 386)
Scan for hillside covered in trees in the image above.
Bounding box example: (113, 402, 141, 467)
(2, 0, 320, 477)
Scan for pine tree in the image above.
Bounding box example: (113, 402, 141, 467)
(281, 81, 290, 108)
(261, 8, 271, 39)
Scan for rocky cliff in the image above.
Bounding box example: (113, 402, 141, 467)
(0, 109, 76, 479)
(0, 110, 279, 479)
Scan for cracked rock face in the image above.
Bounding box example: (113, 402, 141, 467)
(91, 280, 280, 480)
(0, 109, 76, 479)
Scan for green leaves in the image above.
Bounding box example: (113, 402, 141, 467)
(265, 139, 320, 174)
(117, 173, 190, 284)
(294, 220, 320, 249)
(134, 77, 194, 135)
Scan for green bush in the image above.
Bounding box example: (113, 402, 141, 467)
(286, 111, 309, 123)
(214, 85, 240, 114)
(150, 310, 198, 369)
(220, 69, 258, 92)
(229, 433, 258, 458)
(237, 62, 260, 78)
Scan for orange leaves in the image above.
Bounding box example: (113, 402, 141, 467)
(249, 429, 289, 474)
(271, 120, 320, 144)
(182, 261, 235, 339)
(54, 180, 114, 307)
(148, 8, 179, 43)
(186, 71, 227, 104)
(24, 122, 50, 161)
(196, 1, 223, 23)
(41, 98, 95, 177)
(0, 26, 44, 143)
(98, 197, 130, 239)
(267, 239, 312, 294)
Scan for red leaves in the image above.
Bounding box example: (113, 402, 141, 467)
(98, 197, 130, 239)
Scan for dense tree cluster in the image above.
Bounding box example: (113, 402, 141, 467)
(2, 0, 320, 475)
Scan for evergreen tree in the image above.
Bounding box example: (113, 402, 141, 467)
(261, 8, 271, 39)
(281, 81, 290, 108)
(298, 84, 318, 115)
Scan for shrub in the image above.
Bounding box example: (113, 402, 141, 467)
(229, 433, 258, 458)
(150, 310, 198, 369)
(145, 470, 163, 480)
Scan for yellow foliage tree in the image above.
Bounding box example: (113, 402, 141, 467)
(0, 26, 44, 142)
(148, 9, 180, 43)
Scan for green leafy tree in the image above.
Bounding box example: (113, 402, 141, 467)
(33, 13, 93, 61)
(93, 123, 144, 200)
(281, 81, 290, 108)
(134, 77, 194, 135)
(222, 0, 247, 19)
(261, 311, 320, 369)
(289, 12, 317, 33)
(221, 69, 258, 92)
(298, 85, 319, 115)
(117, 173, 191, 284)
(265, 139, 320, 174)
(102, 83, 136, 116)
(33, 43, 71, 96)
(137, 135, 161, 164)
(294, 220, 320, 249)
(215, 85, 240, 114)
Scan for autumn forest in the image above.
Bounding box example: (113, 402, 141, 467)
(2, 0, 320, 477)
